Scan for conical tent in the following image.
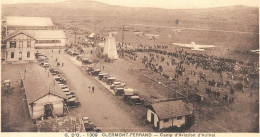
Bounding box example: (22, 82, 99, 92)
(103, 32, 119, 60)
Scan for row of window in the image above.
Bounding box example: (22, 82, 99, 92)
(10, 51, 30, 58)
(163, 116, 182, 122)
(36, 40, 61, 44)
(10, 41, 31, 48)
(9, 39, 62, 48)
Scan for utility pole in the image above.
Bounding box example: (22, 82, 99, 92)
(74, 25, 77, 51)
(121, 25, 124, 44)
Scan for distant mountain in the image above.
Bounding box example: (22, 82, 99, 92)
(1, 1, 258, 33)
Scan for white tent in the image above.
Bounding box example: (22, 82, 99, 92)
(103, 32, 119, 60)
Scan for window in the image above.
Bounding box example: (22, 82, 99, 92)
(27, 51, 30, 58)
(27, 40, 31, 48)
(10, 41, 16, 48)
(11, 52, 14, 58)
(35, 40, 61, 44)
(19, 41, 23, 48)
(163, 119, 169, 122)
(177, 116, 182, 120)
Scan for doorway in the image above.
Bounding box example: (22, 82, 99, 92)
(151, 113, 154, 124)
(44, 103, 53, 118)
(19, 52, 22, 60)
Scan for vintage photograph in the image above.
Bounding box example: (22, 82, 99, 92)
(1, 0, 259, 133)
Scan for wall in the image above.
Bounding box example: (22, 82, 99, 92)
(5, 33, 35, 61)
(147, 109, 159, 128)
(31, 94, 64, 119)
(159, 116, 186, 130)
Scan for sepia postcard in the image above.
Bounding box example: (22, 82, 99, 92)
(0, 0, 259, 137)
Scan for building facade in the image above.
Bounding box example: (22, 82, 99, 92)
(4, 31, 36, 62)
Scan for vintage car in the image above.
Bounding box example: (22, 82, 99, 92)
(82, 117, 101, 132)
(60, 85, 68, 89)
(110, 81, 126, 89)
(62, 88, 70, 93)
(55, 75, 66, 84)
(98, 73, 108, 80)
(123, 88, 138, 100)
(86, 66, 94, 72)
(49, 68, 59, 75)
(91, 69, 101, 76)
(81, 58, 92, 65)
(129, 96, 145, 105)
(102, 75, 110, 82)
(114, 87, 124, 96)
(66, 98, 81, 108)
(76, 55, 84, 60)
(54, 76, 61, 82)
(43, 63, 50, 68)
(106, 77, 116, 85)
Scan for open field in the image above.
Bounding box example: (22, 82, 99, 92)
(1, 0, 259, 133)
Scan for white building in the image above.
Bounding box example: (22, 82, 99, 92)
(3, 16, 67, 50)
(4, 31, 36, 62)
(22, 64, 67, 120)
(146, 100, 194, 131)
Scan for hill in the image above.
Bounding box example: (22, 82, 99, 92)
(1, 1, 259, 62)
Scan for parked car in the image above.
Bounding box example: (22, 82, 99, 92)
(43, 63, 50, 68)
(76, 55, 84, 60)
(123, 88, 137, 100)
(106, 77, 116, 85)
(102, 75, 110, 82)
(114, 87, 124, 96)
(49, 67, 59, 75)
(60, 85, 68, 89)
(129, 96, 145, 105)
(98, 73, 108, 80)
(91, 69, 101, 76)
(110, 81, 126, 89)
(66, 98, 81, 108)
(86, 66, 94, 72)
(82, 117, 101, 132)
(81, 58, 92, 65)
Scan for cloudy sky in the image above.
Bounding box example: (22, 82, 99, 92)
(1, 0, 259, 9)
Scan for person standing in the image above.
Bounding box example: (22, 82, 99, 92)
(92, 86, 95, 93)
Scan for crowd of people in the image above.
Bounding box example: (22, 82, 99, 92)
(119, 43, 258, 104)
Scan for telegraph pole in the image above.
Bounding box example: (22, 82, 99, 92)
(74, 25, 77, 51)
(121, 25, 124, 44)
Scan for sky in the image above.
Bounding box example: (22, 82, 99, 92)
(1, 0, 259, 9)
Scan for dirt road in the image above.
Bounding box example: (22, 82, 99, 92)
(42, 49, 153, 132)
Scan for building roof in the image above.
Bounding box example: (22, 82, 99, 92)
(150, 100, 194, 119)
(4, 30, 36, 41)
(6, 16, 54, 27)
(24, 30, 67, 39)
(36, 116, 85, 132)
(22, 64, 67, 104)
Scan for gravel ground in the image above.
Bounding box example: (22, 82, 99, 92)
(41, 49, 154, 132)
